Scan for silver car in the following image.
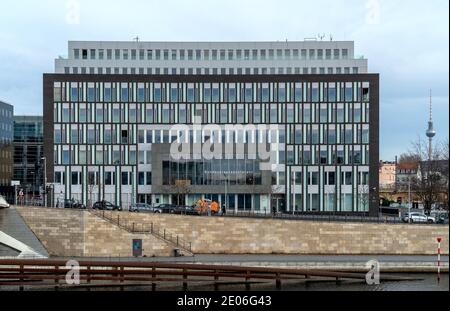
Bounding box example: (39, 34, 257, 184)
(129, 203, 162, 213)
(403, 212, 435, 224)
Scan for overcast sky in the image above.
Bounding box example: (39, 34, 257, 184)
(0, 0, 448, 160)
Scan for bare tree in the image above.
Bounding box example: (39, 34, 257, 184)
(87, 172, 101, 208)
(403, 136, 448, 212)
(441, 138, 449, 161)
(398, 153, 421, 164)
(164, 180, 191, 206)
(359, 185, 370, 212)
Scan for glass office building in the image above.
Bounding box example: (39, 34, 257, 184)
(0, 101, 14, 187)
(44, 72, 379, 215)
(13, 116, 44, 194)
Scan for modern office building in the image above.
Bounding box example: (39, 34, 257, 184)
(13, 116, 44, 194)
(44, 40, 379, 215)
(0, 101, 14, 187)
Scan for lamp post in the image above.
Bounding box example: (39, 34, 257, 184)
(408, 176, 411, 224)
(41, 157, 47, 207)
(223, 173, 229, 215)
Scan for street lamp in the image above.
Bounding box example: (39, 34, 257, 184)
(41, 157, 47, 207)
(222, 172, 229, 215)
(408, 176, 412, 224)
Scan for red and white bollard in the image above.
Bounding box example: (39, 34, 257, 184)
(437, 237, 442, 282)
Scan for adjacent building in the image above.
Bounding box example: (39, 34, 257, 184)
(0, 101, 14, 187)
(13, 116, 44, 194)
(44, 40, 379, 215)
(396, 162, 420, 186)
(379, 160, 396, 189)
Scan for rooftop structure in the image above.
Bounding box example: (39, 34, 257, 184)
(55, 40, 368, 75)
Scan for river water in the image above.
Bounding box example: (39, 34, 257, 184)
(187, 273, 448, 291)
(281, 273, 449, 291)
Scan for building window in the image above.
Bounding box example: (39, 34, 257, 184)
(342, 49, 348, 59)
(71, 172, 79, 185)
(121, 130, 128, 144)
(88, 129, 96, 144)
(337, 150, 344, 164)
(55, 172, 64, 185)
(362, 129, 369, 144)
(62, 108, 70, 122)
(334, 49, 340, 59)
(138, 172, 145, 185)
(308, 172, 319, 185)
(147, 49, 153, 60)
(62, 150, 70, 165)
(121, 172, 129, 185)
(105, 172, 115, 185)
(71, 129, 78, 144)
(317, 49, 323, 60)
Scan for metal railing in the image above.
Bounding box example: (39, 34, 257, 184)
(0, 258, 420, 291)
(220, 209, 444, 225)
(90, 210, 193, 253)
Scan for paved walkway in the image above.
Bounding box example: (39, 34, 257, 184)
(54, 254, 449, 263)
(0, 208, 49, 257)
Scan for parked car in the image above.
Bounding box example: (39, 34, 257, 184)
(92, 200, 122, 211)
(156, 204, 177, 214)
(129, 203, 162, 213)
(173, 205, 200, 216)
(63, 198, 86, 209)
(0, 195, 10, 209)
(402, 212, 435, 224)
(31, 196, 44, 206)
(435, 213, 449, 225)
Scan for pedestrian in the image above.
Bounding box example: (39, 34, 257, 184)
(272, 205, 276, 217)
(222, 204, 226, 216)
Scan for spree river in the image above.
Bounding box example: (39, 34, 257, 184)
(188, 273, 448, 291)
(272, 273, 448, 291)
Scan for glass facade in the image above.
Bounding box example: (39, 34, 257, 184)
(0, 102, 14, 187)
(13, 116, 44, 194)
(48, 76, 377, 214)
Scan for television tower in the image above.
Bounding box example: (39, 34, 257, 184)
(425, 89, 436, 160)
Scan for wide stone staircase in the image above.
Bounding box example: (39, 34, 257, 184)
(89, 210, 194, 256)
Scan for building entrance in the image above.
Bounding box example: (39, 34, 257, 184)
(271, 195, 286, 213)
